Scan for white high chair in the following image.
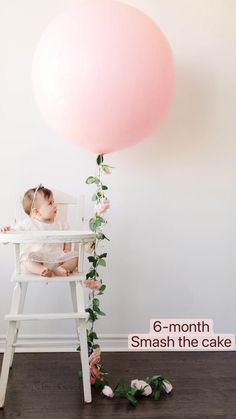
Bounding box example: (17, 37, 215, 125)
(0, 191, 96, 408)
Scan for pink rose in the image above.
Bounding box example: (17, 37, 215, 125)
(84, 279, 103, 290)
(90, 374, 96, 385)
(102, 385, 114, 398)
(162, 381, 173, 394)
(89, 347, 101, 367)
(95, 198, 110, 216)
(90, 365, 104, 384)
(84, 241, 94, 254)
(89, 348, 105, 384)
(131, 379, 152, 396)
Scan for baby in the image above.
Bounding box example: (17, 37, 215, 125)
(0, 185, 78, 277)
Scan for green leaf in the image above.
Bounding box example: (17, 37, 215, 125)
(114, 379, 126, 392)
(99, 365, 107, 374)
(85, 308, 91, 314)
(90, 220, 98, 231)
(88, 256, 95, 263)
(98, 253, 107, 259)
(146, 375, 162, 384)
(97, 154, 104, 165)
(153, 389, 161, 400)
(86, 176, 96, 184)
(101, 164, 114, 174)
(126, 393, 138, 407)
(93, 298, 100, 307)
(96, 215, 105, 222)
(78, 370, 83, 379)
(102, 185, 108, 190)
(89, 218, 96, 232)
(85, 308, 98, 321)
(89, 218, 98, 231)
(89, 216, 105, 232)
(86, 269, 96, 279)
(129, 387, 138, 396)
(88, 331, 98, 340)
(92, 302, 106, 315)
(92, 193, 97, 201)
(96, 232, 110, 241)
(93, 304, 101, 313)
(94, 378, 103, 388)
(96, 232, 104, 240)
(97, 284, 106, 295)
(94, 377, 108, 389)
(96, 308, 106, 316)
(98, 259, 106, 267)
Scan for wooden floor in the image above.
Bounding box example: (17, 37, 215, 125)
(0, 351, 235, 419)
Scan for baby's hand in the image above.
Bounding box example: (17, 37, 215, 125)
(0, 225, 12, 233)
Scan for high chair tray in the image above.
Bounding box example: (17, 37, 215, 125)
(0, 230, 95, 244)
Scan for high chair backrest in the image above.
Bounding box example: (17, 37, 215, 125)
(14, 190, 85, 230)
(53, 190, 85, 230)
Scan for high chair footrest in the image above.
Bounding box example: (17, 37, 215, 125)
(5, 312, 87, 321)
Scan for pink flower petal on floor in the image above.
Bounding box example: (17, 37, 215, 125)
(131, 379, 152, 396)
(162, 381, 173, 393)
(102, 385, 114, 398)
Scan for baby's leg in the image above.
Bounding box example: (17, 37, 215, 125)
(23, 261, 53, 277)
(53, 257, 78, 276)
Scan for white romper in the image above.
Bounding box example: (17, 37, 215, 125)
(13, 217, 79, 271)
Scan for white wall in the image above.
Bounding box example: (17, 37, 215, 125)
(0, 0, 235, 351)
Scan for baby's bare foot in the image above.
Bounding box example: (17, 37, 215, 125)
(53, 266, 69, 277)
(40, 267, 53, 277)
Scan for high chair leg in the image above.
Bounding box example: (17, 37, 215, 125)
(69, 282, 80, 339)
(75, 281, 91, 403)
(79, 319, 92, 403)
(10, 282, 28, 368)
(0, 283, 22, 408)
(0, 322, 17, 408)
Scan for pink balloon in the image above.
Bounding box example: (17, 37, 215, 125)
(32, 0, 175, 154)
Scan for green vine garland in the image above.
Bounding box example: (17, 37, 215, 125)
(77, 154, 173, 406)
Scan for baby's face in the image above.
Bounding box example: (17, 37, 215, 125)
(37, 194, 57, 221)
